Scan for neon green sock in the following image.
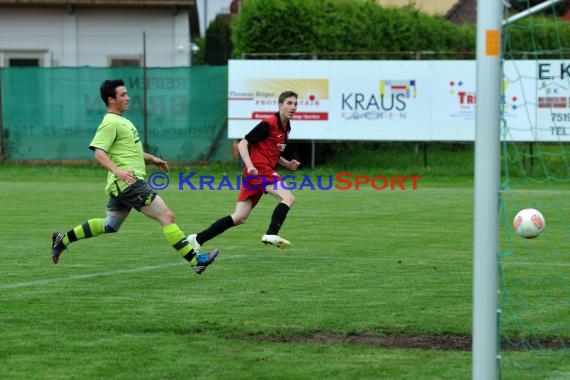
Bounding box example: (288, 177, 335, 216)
(162, 224, 196, 263)
(63, 218, 106, 245)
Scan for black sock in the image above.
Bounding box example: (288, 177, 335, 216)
(266, 203, 290, 235)
(196, 215, 235, 245)
(183, 250, 196, 262)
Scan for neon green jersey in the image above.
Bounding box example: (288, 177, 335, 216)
(89, 113, 145, 196)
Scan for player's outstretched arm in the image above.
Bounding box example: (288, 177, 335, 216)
(237, 139, 257, 175)
(144, 153, 169, 172)
(279, 156, 301, 171)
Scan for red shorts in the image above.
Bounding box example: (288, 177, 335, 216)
(237, 173, 281, 208)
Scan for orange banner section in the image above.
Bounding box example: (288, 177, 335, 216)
(486, 30, 500, 56)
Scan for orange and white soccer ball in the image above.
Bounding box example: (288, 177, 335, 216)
(513, 208, 545, 239)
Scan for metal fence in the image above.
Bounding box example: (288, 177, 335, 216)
(0, 66, 229, 162)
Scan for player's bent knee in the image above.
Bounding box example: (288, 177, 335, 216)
(234, 216, 247, 225)
(105, 212, 125, 233)
(283, 194, 295, 207)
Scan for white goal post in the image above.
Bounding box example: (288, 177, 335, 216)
(472, 1, 565, 379)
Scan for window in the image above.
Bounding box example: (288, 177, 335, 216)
(8, 58, 39, 67)
(110, 57, 141, 67)
(2, 51, 45, 67)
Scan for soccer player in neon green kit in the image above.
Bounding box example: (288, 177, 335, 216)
(50, 79, 218, 274)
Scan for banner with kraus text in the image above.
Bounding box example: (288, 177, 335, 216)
(228, 59, 568, 142)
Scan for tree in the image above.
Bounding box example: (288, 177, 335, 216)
(204, 16, 233, 65)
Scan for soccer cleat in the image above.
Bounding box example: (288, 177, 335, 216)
(185, 233, 202, 254)
(261, 234, 291, 249)
(192, 247, 219, 275)
(51, 232, 67, 264)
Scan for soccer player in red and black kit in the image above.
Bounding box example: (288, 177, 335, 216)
(186, 91, 301, 251)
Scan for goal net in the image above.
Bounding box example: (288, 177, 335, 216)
(499, 0, 570, 377)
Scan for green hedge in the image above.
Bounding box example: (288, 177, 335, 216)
(232, 0, 570, 59)
(231, 0, 474, 59)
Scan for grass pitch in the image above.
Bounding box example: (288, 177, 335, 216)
(0, 165, 567, 379)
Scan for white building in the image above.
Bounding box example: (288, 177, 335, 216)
(0, 0, 202, 67)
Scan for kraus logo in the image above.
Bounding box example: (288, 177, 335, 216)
(341, 79, 416, 120)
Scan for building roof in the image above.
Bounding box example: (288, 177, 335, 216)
(0, 0, 200, 38)
(445, 0, 476, 24)
(0, 0, 196, 8)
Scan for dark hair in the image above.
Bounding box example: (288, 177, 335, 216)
(100, 79, 125, 106)
(278, 91, 298, 104)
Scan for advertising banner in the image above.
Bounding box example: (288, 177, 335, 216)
(228, 60, 569, 142)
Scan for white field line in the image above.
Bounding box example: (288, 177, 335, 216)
(0, 262, 184, 290)
(0, 255, 247, 290)
(1, 255, 567, 290)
